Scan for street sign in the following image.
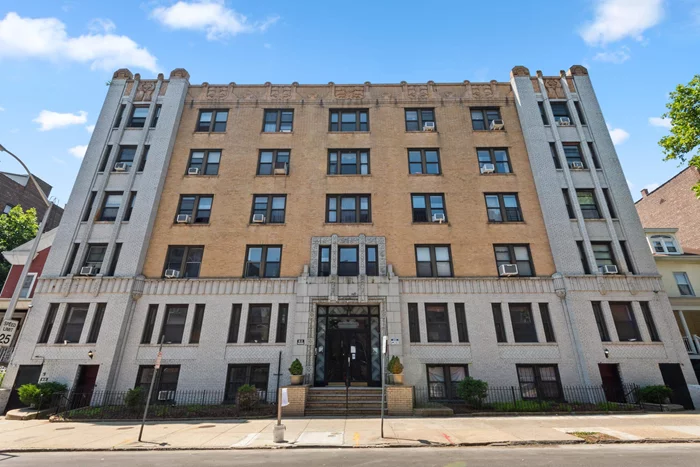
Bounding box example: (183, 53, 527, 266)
(281, 388, 289, 407)
(0, 320, 18, 348)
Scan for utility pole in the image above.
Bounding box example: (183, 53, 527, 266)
(138, 336, 164, 442)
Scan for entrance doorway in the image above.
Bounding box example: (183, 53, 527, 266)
(5, 365, 42, 413)
(599, 363, 625, 403)
(70, 365, 99, 409)
(659, 363, 694, 409)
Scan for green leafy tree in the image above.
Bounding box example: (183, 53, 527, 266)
(659, 75, 700, 197)
(0, 205, 38, 289)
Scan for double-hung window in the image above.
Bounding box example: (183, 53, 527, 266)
(83, 244, 107, 274)
(411, 194, 446, 223)
(328, 150, 369, 175)
(116, 146, 136, 170)
(99, 192, 122, 221)
(591, 242, 616, 272)
(187, 150, 221, 175)
(326, 195, 370, 223)
(517, 365, 562, 400)
(177, 195, 213, 224)
(161, 305, 187, 344)
(318, 246, 331, 277)
(136, 366, 180, 399)
(610, 302, 641, 341)
(329, 109, 368, 131)
(128, 106, 149, 128)
(649, 235, 679, 254)
(509, 303, 537, 342)
(124, 192, 137, 221)
(415, 245, 453, 277)
(477, 148, 511, 173)
(164, 246, 204, 278)
(366, 245, 378, 276)
(57, 303, 89, 344)
(196, 109, 228, 132)
(485, 193, 522, 222)
(576, 190, 600, 219)
(427, 365, 467, 400)
(245, 304, 272, 343)
(494, 244, 534, 277)
(251, 195, 286, 224)
(263, 109, 293, 132)
(150, 105, 161, 128)
(562, 144, 584, 168)
(408, 149, 440, 174)
(225, 364, 269, 402)
(244, 245, 281, 278)
(257, 150, 290, 175)
(405, 108, 435, 131)
(591, 302, 610, 341)
(550, 102, 571, 124)
(471, 108, 501, 130)
(338, 246, 359, 276)
(674, 272, 694, 296)
(425, 303, 451, 343)
(18, 273, 37, 298)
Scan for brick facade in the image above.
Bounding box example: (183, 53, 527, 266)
(387, 385, 414, 416)
(0, 172, 63, 230)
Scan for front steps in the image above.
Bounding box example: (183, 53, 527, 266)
(306, 387, 385, 415)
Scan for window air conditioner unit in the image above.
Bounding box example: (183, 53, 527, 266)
(498, 264, 518, 277)
(556, 117, 571, 126)
(480, 163, 496, 174)
(274, 163, 288, 175)
(164, 269, 180, 278)
(252, 213, 266, 223)
(490, 119, 505, 130)
(423, 122, 436, 132)
(602, 264, 618, 275)
(175, 214, 191, 224)
(187, 167, 200, 175)
(157, 390, 175, 401)
(571, 161, 585, 170)
(79, 266, 96, 276)
(113, 162, 128, 171)
(432, 213, 446, 223)
(280, 128, 292, 133)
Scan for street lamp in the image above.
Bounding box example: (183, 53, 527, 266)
(0, 143, 54, 332)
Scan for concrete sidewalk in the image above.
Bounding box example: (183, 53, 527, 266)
(1, 413, 700, 451)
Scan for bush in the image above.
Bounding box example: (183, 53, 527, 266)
(17, 384, 42, 407)
(17, 381, 67, 409)
(456, 377, 489, 407)
(638, 385, 673, 404)
(237, 384, 258, 410)
(124, 387, 145, 409)
(387, 356, 404, 375)
(289, 359, 303, 376)
(492, 400, 552, 412)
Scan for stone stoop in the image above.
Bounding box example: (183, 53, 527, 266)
(306, 387, 385, 415)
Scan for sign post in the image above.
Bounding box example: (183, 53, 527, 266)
(138, 336, 163, 442)
(380, 335, 388, 438)
(0, 320, 18, 347)
(273, 387, 289, 443)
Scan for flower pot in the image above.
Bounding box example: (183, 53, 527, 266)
(290, 375, 304, 385)
(392, 373, 404, 385)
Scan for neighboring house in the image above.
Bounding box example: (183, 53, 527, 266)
(0, 172, 64, 230)
(1, 65, 697, 414)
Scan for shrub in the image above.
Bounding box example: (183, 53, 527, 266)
(17, 384, 42, 407)
(387, 356, 404, 375)
(492, 400, 552, 412)
(456, 377, 489, 407)
(237, 384, 258, 410)
(638, 385, 673, 404)
(124, 387, 145, 409)
(17, 381, 67, 409)
(289, 359, 303, 376)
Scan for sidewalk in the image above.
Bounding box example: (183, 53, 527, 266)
(1, 413, 700, 451)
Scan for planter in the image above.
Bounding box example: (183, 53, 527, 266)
(290, 375, 304, 385)
(391, 373, 404, 385)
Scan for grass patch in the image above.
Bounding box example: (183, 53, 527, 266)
(571, 431, 619, 443)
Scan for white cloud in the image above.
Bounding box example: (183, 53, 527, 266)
(88, 18, 116, 34)
(593, 46, 631, 63)
(33, 110, 87, 131)
(648, 116, 672, 129)
(643, 182, 660, 192)
(607, 124, 630, 145)
(86, 124, 96, 133)
(68, 145, 88, 159)
(0, 12, 158, 72)
(580, 0, 664, 46)
(151, 1, 279, 40)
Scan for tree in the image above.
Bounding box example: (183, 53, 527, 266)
(659, 74, 700, 197)
(0, 205, 39, 288)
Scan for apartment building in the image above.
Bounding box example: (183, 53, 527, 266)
(1, 65, 697, 412)
(0, 171, 64, 230)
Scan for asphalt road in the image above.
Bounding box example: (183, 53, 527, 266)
(1, 444, 699, 466)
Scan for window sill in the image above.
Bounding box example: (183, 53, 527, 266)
(582, 218, 606, 222)
(411, 342, 468, 346)
(487, 221, 526, 225)
(185, 174, 219, 177)
(472, 129, 507, 133)
(606, 341, 662, 345)
(480, 172, 515, 176)
(409, 173, 443, 176)
(37, 343, 92, 347)
(497, 275, 537, 279)
(248, 223, 286, 226)
(139, 343, 200, 347)
(325, 174, 372, 177)
(256, 174, 289, 177)
(324, 222, 373, 226)
(328, 131, 371, 134)
(412, 222, 450, 226)
(226, 342, 286, 346)
(193, 131, 227, 134)
(261, 131, 294, 135)
(173, 222, 211, 226)
(110, 171, 131, 174)
(405, 130, 439, 134)
(497, 342, 557, 346)
(94, 220, 116, 224)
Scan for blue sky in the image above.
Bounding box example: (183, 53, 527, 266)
(0, 0, 698, 205)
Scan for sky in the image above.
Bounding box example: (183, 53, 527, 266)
(0, 0, 698, 206)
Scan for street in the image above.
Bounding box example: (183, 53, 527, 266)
(1, 445, 699, 466)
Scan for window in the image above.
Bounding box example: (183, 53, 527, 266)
(225, 364, 269, 402)
(128, 106, 149, 128)
(328, 150, 370, 175)
(577, 241, 591, 274)
(471, 108, 501, 130)
(83, 244, 107, 273)
(188, 150, 221, 175)
(329, 109, 368, 132)
(338, 246, 359, 276)
(640, 302, 660, 342)
(649, 235, 679, 255)
(245, 304, 271, 343)
(610, 302, 641, 341)
(485, 194, 523, 222)
(574, 101, 586, 125)
(576, 190, 600, 219)
(550, 102, 570, 124)
(263, 109, 293, 132)
(318, 246, 331, 277)
(427, 365, 468, 400)
(366, 245, 378, 276)
(64, 243, 79, 276)
(538, 102, 549, 125)
(587, 142, 601, 169)
(674, 272, 694, 296)
(539, 303, 556, 342)
(2, 204, 13, 214)
(177, 195, 213, 224)
(494, 244, 534, 277)
(415, 245, 453, 277)
(98, 145, 112, 172)
(405, 108, 436, 131)
(164, 246, 204, 278)
(455, 303, 469, 343)
(425, 303, 451, 343)
(408, 149, 441, 174)
(257, 150, 290, 175)
(18, 273, 37, 298)
(136, 365, 180, 398)
(591, 302, 610, 341)
(114, 104, 126, 128)
(492, 303, 507, 343)
(189, 304, 205, 344)
(196, 109, 228, 132)
(228, 304, 242, 343)
(276, 304, 288, 343)
(408, 303, 420, 343)
(150, 105, 161, 128)
(87, 303, 106, 344)
(591, 242, 616, 272)
(124, 192, 136, 221)
(550, 143, 561, 169)
(98, 193, 122, 221)
(251, 195, 286, 224)
(517, 365, 562, 400)
(602, 188, 616, 218)
(619, 241, 635, 275)
(326, 195, 371, 223)
(563, 189, 575, 219)
(477, 148, 511, 173)
(509, 303, 537, 343)
(563, 144, 584, 168)
(411, 194, 446, 223)
(141, 304, 158, 344)
(138, 145, 149, 172)
(244, 245, 281, 278)
(107, 243, 122, 276)
(38, 303, 59, 344)
(116, 146, 136, 170)
(57, 303, 89, 343)
(160, 305, 187, 344)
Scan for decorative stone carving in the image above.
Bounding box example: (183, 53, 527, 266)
(568, 65, 589, 76)
(471, 84, 493, 99)
(112, 68, 133, 80)
(407, 85, 428, 99)
(511, 66, 530, 77)
(169, 68, 190, 80)
(205, 86, 229, 100)
(158, 81, 168, 96)
(544, 78, 566, 99)
(270, 86, 292, 100)
(335, 86, 364, 99)
(135, 81, 156, 102)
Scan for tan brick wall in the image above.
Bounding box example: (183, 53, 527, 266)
(142, 82, 555, 278)
(281, 385, 308, 417)
(387, 385, 414, 416)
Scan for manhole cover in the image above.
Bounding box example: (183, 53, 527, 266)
(55, 427, 75, 431)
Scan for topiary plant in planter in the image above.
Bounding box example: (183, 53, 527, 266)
(387, 356, 404, 385)
(289, 359, 304, 385)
